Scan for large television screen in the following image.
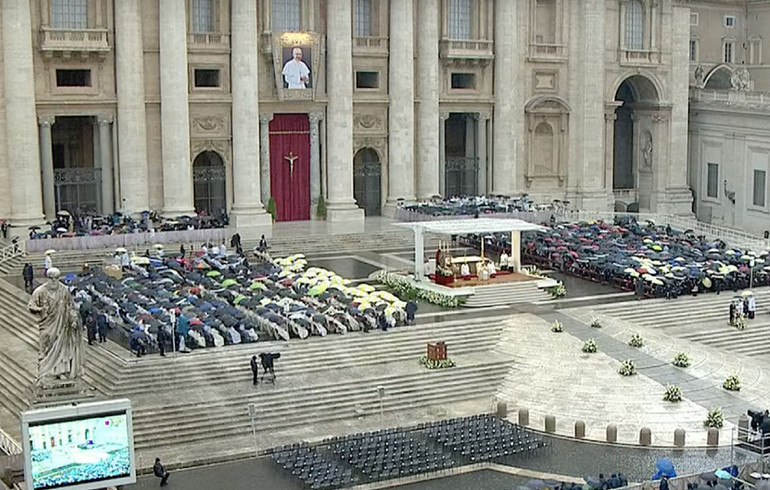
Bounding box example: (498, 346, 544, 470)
(21, 399, 136, 490)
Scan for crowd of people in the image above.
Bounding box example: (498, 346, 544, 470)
(397, 195, 567, 219)
(68, 246, 413, 357)
(28, 209, 227, 240)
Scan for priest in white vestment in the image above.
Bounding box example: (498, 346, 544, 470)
(282, 47, 311, 89)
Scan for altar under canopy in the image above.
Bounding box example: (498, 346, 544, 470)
(395, 218, 548, 282)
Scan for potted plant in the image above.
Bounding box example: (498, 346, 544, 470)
(629, 334, 643, 348)
(266, 196, 277, 222)
(618, 359, 637, 376)
(591, 317, 602, 329)
(315, 195, 327, 219)
(663, 385, 683, 402)
(672, 352, 690, 368)
(582, 339, 597, 353)
(723, 374, 741, 391)
(705, 407, 724, 428)
(419, 356, 456, 369)
(548, 284, 566, 298)
(551, 320, 563, 333)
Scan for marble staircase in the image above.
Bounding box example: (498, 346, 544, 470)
(463, 281, 553, 308)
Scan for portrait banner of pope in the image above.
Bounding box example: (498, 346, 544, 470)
(282, 46, 312, 89)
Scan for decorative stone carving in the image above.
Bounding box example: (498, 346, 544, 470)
(730, 67, 751, 91)
(642, 131, 653, 168)
(38, 115, 56, 127)
(354, 136, 386, 153)
(354, 114, 382, 131)
(96, 115, 114, 126)
(193, 116, 226, 132)
(191, 139, 231, 164)
(694, 64, 705, 88)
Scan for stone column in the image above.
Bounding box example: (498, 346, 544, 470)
(115, 0, 149, 214)
(230, 0, 271, 229)
(438, 112, 449, 196)
(416, 0, 440, 200)
(477, 112, 490, 195)
(604, 104, 620, 194)
(2, 0, 45, 226)
(325, 0, 364, 222)
(309, 112, 323, 218)
(97, 116, 115, 214)
(38, 117, 56, 220)
(386, 0, 415, 207)
(259, 113, 273, 205)
(492, 0, 521, 195)
(159, 0, 195, 216)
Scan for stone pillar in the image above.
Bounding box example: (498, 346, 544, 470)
(309, 112, 323, 218)
(159, 0, 195, 216)
(511, 231, 521, 272)
(325, 0, 364, 222)
(3, 0, 45, 226)
(416, 0, 440, 200)
(604, 105, 620, 195)
(259, 113, 273, 206)
(544, 415, 556, 433)
(230, 0, 271, 229)
(492, 0, 521, 195)
(115, 0, 149, 214)
(438, 112, 449, 196)
(97, 116, 115, 214)
(38, 117, 56, 220)
(386, 0, 415, 208)
(606, 424, 618, 443)
(652, 112, 670, 212)
(518, 408, 529, 426)
(477, 112, 490, 195)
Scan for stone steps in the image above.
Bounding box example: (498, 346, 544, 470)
(131, 362, 508, 451)
(463, 282, 552, 308)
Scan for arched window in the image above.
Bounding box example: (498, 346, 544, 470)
(625, 0, 644, 50)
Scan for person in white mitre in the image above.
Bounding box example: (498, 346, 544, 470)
(282, 47, 310, 89)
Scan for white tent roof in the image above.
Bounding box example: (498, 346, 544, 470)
(395, 218, 547, 235)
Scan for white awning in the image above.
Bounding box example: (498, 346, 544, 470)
(395, 218, 547, 235)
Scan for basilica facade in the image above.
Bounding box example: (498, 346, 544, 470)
(0, 0, 696, 229)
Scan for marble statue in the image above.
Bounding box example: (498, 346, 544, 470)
(27, 268, 84, 382)
(694, 64, 705, 88)
(642, 132, 653, 168)
(730, 67, 751, 91)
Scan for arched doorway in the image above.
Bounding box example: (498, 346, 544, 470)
(613, 75, 659, 211)
(193, 151, 226, 218)
(353, 148, 382, 216)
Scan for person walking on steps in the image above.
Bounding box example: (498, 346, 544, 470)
(153, 457, 170, 487)
(250, 355, 259, 386)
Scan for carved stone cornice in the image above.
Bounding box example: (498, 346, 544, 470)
(353, 113, 383, 131)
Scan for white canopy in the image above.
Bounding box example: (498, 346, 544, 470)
(396, 218, 547, 235)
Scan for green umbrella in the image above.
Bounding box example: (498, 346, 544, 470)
(206, 270, 222, 277)
(308, 283, 329, 297)
(234, 295, 247, 304)
(221, 278, 238, 287)
(249, 281, 266, 290)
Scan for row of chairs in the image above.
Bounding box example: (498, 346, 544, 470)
(270, 449, 354, 489)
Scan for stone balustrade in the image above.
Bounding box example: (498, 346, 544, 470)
(439, 39, 494, 60)
(39, 27, 110, 55)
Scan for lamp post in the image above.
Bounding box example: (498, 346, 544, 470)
(248, 402, 258, 459)
(376, 385, 385, 421)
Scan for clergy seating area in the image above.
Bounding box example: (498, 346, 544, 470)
(395, 195, 564, 221)
(69, 252, 410, 354)
(269, 415, 545, 489)
(466, 217, 768, 299)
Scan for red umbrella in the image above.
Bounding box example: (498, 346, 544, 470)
(190, 318, 203, 326)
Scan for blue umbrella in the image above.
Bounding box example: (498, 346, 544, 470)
(652, 458, 676, 480)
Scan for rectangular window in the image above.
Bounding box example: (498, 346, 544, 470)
(194, 69, 221, 88)
(625, 1, 645, 50)
(272, 0, 301, 32)
(754, 170, 766, 207)
(191, 0, 214, 32)
(750, 39, 762, 65)
(451, 73, 475, 89)
(706, 163, 718, 199)
(355, 71, 379, 89)
(724, 15, 736, 28)
(690, 12, 699, 26)
(724, 42, 735, 63)
(56, 69, 91, 87)
(689, 39, 698, 62)
(448, 0, 472, 40)
(50, 0, 87, 29)
(354, 0, 373, 37)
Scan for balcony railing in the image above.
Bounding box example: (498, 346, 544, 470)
(613, 188, 638, 202)
(620, 49, 660, 65)
(439, 39, 494, 61)
(529, 43, 566, 60)
(353, 36, 389, 56)
(691, 88, 770, 109)
(187, 32, 230, 50)
(39, 27, 110, 55)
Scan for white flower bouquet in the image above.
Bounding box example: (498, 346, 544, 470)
(618, 359, 637, 376)
(723, 374, 741, 391)
(672, 352, 690, 368)
(551, 320, 563, 333)
(705, 407, 724, 428)
(663, 385, 683, 402)
(582, 339, 597, 353)
(628, 334, 643, 348)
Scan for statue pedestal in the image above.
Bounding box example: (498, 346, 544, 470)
(31, 379, 95, 408)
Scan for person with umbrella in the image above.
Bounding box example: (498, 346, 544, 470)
(259, 352, 279, 383)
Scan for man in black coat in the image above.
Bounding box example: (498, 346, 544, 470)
(96, 313, 108, 343)
(22, 263, 33, 293)
(405, 302, 417, 325)
(250, 355, 259, 385)
(259, 352, 279, 383)
(153, 457, 170, 487)
(156, 328, 167, 357)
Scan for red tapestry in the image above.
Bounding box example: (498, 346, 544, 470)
(269, 114, 311, 221)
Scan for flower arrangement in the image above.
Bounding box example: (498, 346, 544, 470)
(672, 352, 691, 368)
(705, 407, 724, 428)
(723, 374, 741, 391)
(419, 356, 456, 369)
(547, 283, 567, 298)
(374, 271, 463, 307)
(618, 359, 637, 376)
(267, 197, 277, 222)
(732, 314, 747, 330)
(590, 317, 602, 329)
(582, 339, 597, 353)
(316, 195, 327, 219)
(629, 334, 644, 348)
(663, 385, 683, 402)
(551, 320, 563, 333)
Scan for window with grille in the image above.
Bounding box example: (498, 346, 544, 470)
(723, 41, 735, 63)
(754, 170, 766, 207)
(355, 0, 373, 37)
(449, 0, 472, 40)
(689, 39, 698, 62)
(272, 0, 302, 32)
(191, 0, 214, 32)
(706, 163, 718, 199)
(724, 15, 736, 28)
(50, 0, 87, 29)
(625, 0, 644, 50)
